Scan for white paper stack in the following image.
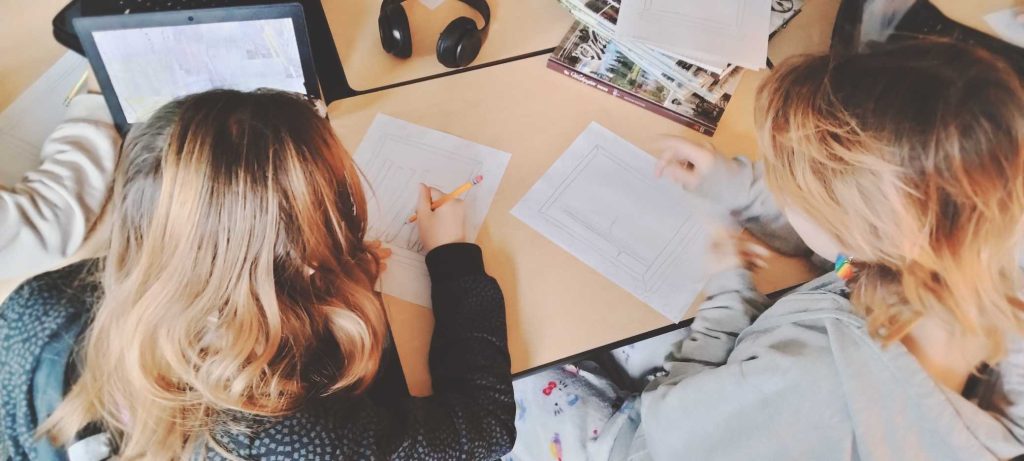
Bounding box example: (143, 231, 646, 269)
(617, 0, 773, 70)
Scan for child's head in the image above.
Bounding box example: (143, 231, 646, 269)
(757, 40, 1024, 351)
(46, 90, 388, 458)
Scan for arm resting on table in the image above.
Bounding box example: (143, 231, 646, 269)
(380, 243, 516, 459)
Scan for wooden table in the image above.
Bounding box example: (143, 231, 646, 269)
(325, 0, 573, 91)
(327, 0, 845, 392)
(0, 0, 1013, 109)
(0, 0, 71, 110)
(0, 0, 1012, 396)
(0, 0, 574, 109)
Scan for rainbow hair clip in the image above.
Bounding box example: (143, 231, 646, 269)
(834, 254, 854, 281)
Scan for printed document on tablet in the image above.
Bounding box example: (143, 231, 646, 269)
(93, 18, 307, 123)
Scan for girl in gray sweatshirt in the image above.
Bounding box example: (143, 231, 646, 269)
(507, 40, 1024, 461)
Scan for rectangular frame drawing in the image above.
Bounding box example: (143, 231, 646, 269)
(537, 146, 701, 296)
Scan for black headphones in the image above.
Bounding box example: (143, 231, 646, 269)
(378, 0, 491, 69)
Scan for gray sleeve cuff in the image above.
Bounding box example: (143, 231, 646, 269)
(703, 268, 757, 298)
(692, 156, 756, 212)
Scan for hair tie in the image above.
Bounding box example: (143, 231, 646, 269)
(834, 254, 855, 281)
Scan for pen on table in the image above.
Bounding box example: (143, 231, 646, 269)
(63, 71, 90, 106)
(407, 175, 484, 223)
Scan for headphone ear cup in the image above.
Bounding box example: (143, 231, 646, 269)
(436, 17, 482, 68)
(379, 5, 412, 58)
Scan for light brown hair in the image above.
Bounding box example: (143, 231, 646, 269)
(43, 90, 387, 459)
(757, 40, 1024, 354)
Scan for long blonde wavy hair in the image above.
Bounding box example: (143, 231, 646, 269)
(757, 40, 1024, 357)
(42, 90, 388, 459)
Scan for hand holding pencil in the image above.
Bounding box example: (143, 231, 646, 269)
(414, 177, 482, 252)
(407, 175, 483, 223)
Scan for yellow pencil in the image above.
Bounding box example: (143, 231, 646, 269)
(63, 71, 90, 106)
(407, 175, 483, 223)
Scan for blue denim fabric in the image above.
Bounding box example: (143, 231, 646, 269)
(31, 315, 85, 461)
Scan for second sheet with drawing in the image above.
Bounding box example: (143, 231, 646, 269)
(353, 114, 511, 307)
(512, 123, 712, 322)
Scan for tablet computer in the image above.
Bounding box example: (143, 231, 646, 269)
(74, 4, 321, 133)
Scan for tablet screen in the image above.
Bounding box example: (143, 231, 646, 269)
(93, 18, 308, 123)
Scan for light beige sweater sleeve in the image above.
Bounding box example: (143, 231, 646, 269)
(0, 95, 119, 279)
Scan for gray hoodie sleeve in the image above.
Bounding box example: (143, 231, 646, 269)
(692, 156, 811, 257)
(634, 294, 848, 461)
(653, 268, 769, 374)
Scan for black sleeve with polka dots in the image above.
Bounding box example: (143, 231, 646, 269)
(208, 243, 516, 460)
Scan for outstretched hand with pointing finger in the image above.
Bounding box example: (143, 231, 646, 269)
(415, 183, 467, 252)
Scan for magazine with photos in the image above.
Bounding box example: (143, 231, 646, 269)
(557, 0, 729, 93)
(549, 21, 742, 135)
(558, 0, 806, 76)
(550, 0, 804, 134)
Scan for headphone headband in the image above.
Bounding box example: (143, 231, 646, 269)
(385, 0, 490, 31)
(458, 0, 490, 31)
(379, 0, 491, 68)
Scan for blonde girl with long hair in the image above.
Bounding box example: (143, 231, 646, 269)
(0, 89, 515, 460)
(505, 39, 1024, 461)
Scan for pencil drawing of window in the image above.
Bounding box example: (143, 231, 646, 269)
(536, 146, 700, 295)
(362, 135, 484, 255)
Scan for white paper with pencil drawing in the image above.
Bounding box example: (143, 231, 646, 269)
(511, 123, 711, 322)
(354, 114, 510, 307)
(616, 0, 773, 70)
